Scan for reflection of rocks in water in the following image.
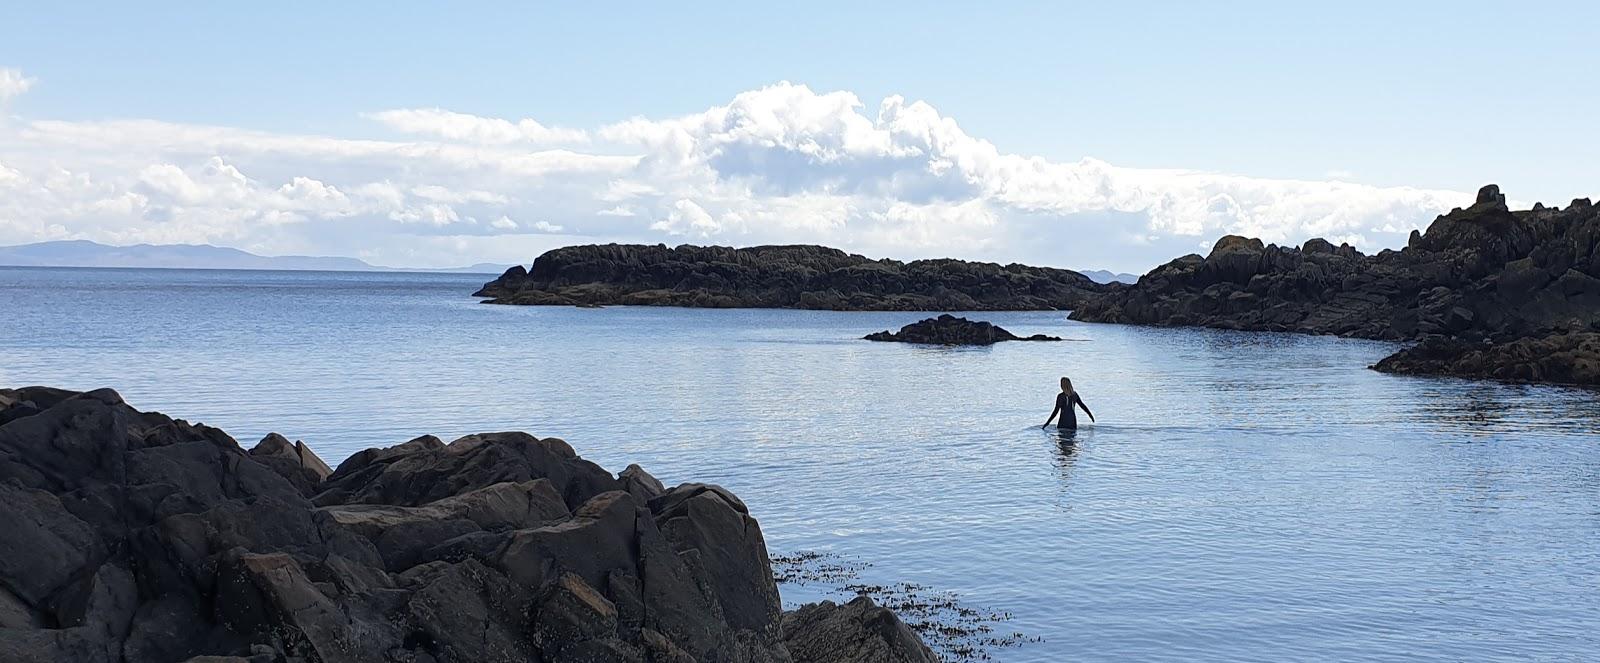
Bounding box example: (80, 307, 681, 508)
(773, 551, 1042, 662)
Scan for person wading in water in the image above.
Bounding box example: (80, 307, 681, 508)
(1042, 377, 1094, 430)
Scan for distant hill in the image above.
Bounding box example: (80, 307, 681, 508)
(0, 240, 510, 274)
(1078, 269, 1138, 284)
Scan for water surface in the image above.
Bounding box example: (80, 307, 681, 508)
(3, 266, 1598, 661)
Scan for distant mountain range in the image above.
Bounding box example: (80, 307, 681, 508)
(1078, 269, 1138, 285)
(0, 240, 511, 274)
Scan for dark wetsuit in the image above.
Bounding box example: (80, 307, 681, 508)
(1055, 392, 1090, 429)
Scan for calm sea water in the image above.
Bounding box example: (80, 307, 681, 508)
(3, 266, 1599, 662)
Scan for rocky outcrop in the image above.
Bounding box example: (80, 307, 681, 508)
(864, 314, 1062, 345)
(0, 386, 935, 662)
(1070, 185, 1600, 384)
(1072, 185, 1600, 341)
(781, 597, 937, 663)
(475, 243, 1110, 311)
(1371, 332, 1600, 386)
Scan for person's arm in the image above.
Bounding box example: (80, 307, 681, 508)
(1043, 400, 1060, 428)
(1074, 394, 1095, 422)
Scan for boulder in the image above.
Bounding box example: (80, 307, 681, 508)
(247, 433, 333, 494)
(782, 596, 938, 663)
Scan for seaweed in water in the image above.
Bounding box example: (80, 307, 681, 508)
(772, 551, 1043, 662)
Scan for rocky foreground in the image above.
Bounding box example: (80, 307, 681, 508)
(1070, 185, 1600, 386)
(864, 315, 1061, 345)
(0, 386, 936, 663)
(475, 244, 1109, 311)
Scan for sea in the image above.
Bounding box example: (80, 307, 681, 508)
(3, 266, 1598, 662)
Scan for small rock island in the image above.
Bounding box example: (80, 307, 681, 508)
(865, 314, 1062, 345)
(475, 243, 1110, 311)
(0, 386, 937, 663)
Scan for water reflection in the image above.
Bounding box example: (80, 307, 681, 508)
(1048, 426, 1081, 504)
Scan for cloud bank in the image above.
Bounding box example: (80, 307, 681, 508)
(0, 67, 1469, 271)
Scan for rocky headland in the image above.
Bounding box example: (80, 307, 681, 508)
(1069, 185, 1600, 386)
(0, 386, 937, 663)
(864, 315, 1062, 345)
(474, 244, 1110, 311)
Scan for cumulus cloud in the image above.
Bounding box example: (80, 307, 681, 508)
(0, 75, 1475, 270)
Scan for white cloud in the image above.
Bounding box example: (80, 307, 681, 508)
(0, 68, 34, 105)
(366, 108, 587, 145)
(0, 76, 1475, 270)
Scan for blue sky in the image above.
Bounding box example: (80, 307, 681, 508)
(2, 2, 1596, 271)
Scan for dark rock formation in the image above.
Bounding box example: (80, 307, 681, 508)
(475, 244, 1110, 311)
(0, 386, 935, 662)
(1070, 185, 1600, 384)
(1073, 185, 1600, 340)
(1371, 332, 1600, 386)
(864, 314, 1062, 345)
(782, 597, 937, 663)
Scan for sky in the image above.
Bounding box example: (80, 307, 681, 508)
(1, 2, 1597, 273)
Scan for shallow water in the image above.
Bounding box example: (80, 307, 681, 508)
(3, 266, 1599, 661)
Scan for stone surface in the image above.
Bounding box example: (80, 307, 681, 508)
(475, 243, 1111, 311)
(782, 596, 938, 663)
(865, 314, 1063, 345)
(0, 386, 936, 663)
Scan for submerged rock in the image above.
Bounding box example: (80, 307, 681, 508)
(865, 314, 1063, 345)
(0, 386, 935, 663)
(1372, 332, 1600, 386)
(475, 243, 1111, 311)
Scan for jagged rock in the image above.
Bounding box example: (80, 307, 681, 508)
(618, 463, 666, 503)
(1372, 332, 1600, 385)
(782, 596, 938, 663)
(474, 243, 1111, 311)
(865, 314, 1062, 345)
(1071, 186, 1600, 385)
(248, 433, 333, 495)
(0, 387, 935, 663)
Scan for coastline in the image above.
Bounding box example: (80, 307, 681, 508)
(0, 386, 940, 663)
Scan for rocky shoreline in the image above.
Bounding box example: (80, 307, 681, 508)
(864, 315, 1061, 345)
(0, 386, 937, 663)
(1070, 185, 1600, 386)
(1369, 332, 1600, 386)
(469, 186, 1599, 386)
(474, 243, 1110, 311)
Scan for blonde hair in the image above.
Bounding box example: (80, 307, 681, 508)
(1060, 377, 1073, 394)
